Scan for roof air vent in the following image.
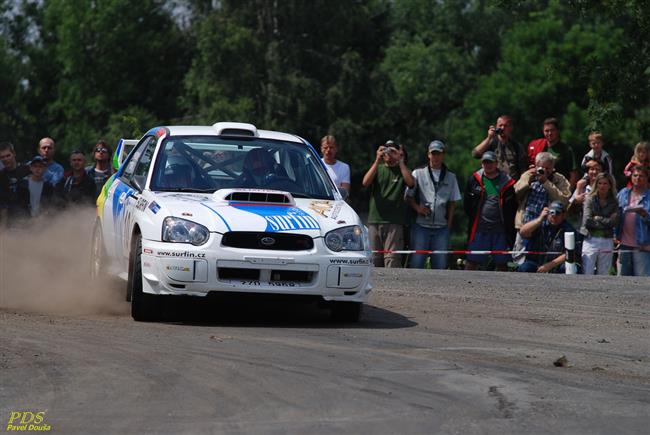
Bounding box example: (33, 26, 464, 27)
(212, 122, 258, 137)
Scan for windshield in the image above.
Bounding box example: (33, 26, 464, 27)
(150, 136, 336, 200)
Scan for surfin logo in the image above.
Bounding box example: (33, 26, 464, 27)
(230, 204, 320, 232)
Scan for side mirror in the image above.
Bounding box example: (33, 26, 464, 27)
(338, 187, 349, 201)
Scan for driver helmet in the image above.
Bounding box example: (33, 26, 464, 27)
(164, 155, 193, 187)
(244, 148, 275, 177)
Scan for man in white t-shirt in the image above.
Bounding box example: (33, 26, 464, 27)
(320, 135, 351, 195)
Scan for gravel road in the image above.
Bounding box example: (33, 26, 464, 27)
(1, 269, 649, 434)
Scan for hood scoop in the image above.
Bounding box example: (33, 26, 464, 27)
(212, 189, 295, 206)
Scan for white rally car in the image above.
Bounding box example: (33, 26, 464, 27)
(92, 122, 372, 321)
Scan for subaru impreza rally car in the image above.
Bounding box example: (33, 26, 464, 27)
(91, 122, 372, 321)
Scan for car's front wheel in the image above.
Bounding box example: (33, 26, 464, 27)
(128, 233, 161, 321)
(330, 301, 362, 323)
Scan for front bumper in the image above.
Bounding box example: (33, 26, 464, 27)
(140, 235, 372, 303)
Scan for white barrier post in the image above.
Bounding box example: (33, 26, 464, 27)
(564, 232, 577, 274)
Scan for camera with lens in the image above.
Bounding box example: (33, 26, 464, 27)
(536, 167, 545, 175)
(494, 127, 504, 135)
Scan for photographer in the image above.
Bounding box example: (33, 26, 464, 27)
(472, 115, 527, 180)
(515, 153, 570, 228)
(517, 201, 577, 273)
(512, 152, 570, 262)
(362, 140, 415, 268)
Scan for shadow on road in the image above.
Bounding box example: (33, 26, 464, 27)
(154, 293, 417, 329)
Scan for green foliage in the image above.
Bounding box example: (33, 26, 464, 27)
(34, 0, 190, 151)
(104, 106, 158, 148)
(181, 14, 261, 124)
(0, 37, 20, 143)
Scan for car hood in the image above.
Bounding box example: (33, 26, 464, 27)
(150, 190, 360, 235)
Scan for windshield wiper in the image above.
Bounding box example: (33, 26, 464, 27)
(290, 193, 331, 199)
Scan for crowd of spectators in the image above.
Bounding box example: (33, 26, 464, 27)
(0, 138, 115, 228)
(2, 124, 648, 277)
(329, 116, 649, 276)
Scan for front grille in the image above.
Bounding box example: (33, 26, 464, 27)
(221, 232, 314, 251)
(217, 268, 313, 283)
(218, 268, 260, 280)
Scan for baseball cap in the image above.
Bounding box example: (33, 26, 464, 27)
(428, 140, 445, 153)
(29, 155, 47, 166)
(548, 200, 565, 213)
(481, 151, 497, 162)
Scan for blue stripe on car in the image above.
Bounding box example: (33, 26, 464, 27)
(201, 203, 232, 232)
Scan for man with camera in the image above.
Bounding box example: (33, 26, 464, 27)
(405, 140, 461, 269)
(472, 115, 527, 180)
(362, 140, 415, 268)
(516, 153, 571, 215)
(512, 152, 570, 263)
(517, 201, 577, 273)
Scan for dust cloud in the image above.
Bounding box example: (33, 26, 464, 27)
(0, 207, 128, 316)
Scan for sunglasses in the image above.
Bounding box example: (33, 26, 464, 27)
(95, 147, 109, 153)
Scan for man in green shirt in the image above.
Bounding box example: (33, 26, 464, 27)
(362, 140, 415, 267)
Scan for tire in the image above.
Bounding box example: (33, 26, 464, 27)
(90, 221, 107, 280)
(330, 301, 362, 323)
(128, 233, 161, 321)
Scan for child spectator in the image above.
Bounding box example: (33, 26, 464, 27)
(580, 172, 619, 275)
(623, 141, 649, 187)
(580, 131, 613, 174)
(15, 156, 58, 220)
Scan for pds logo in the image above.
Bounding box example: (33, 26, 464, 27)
(5, 411, 51, 432)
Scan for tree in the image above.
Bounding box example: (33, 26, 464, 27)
(181, 0, 390, 208)
(34, 0, 190, 150)
(0, 36, 21, 146)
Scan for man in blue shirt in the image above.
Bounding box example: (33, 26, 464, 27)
(38, 137, 64, 186)
(517, 200, 577, 273)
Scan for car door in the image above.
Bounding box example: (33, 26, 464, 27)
(105, 136, 158, 267)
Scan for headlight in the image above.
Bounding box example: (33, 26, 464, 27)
(162, 217, 210, 245)
(325, 225, 364, 252)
